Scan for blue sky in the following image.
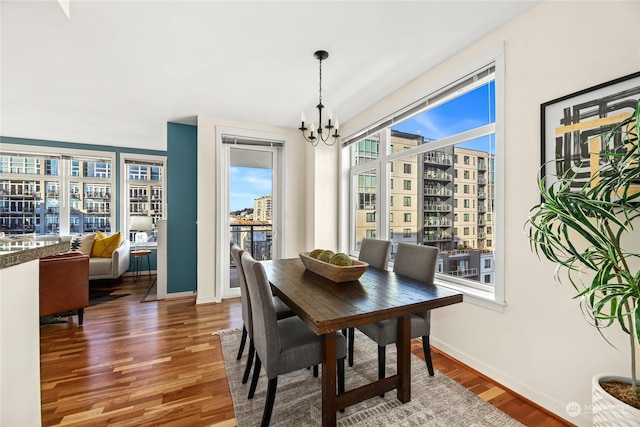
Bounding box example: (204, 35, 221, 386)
(392, 81, 495, 152)
(230, 166, 272, 212)
(230, 82, 495, 212)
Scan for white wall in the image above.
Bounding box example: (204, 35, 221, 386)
(196, 116, 336, 302)
(1, 260, 41, 427)
(342, 1, 640, 425)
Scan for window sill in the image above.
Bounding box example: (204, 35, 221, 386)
(433, 278, 507, 313)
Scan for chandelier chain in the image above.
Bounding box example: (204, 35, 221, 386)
(318, 56, 323, 106)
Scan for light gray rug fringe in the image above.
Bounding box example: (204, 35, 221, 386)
(218, 328, 524, 427)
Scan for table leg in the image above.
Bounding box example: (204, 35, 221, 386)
(396, 314, 411, 403)
(321, 332, 337, 427)
(146, 254, 151, 279)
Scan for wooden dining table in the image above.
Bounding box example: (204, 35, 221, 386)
(261, 257, 464, 427)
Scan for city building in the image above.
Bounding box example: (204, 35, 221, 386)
(354, 130, 495, 284)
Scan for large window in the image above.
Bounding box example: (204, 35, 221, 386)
(1, 147, 115, 236)
(122, 156, 166, 247)
(347, 61, 501, 304)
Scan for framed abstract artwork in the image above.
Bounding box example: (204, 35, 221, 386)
(540, 72, 640, 192)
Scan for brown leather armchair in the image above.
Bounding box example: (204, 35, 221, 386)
(39, 252, 89, 325)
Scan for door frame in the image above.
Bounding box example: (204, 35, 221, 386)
(215, 126, 286, 300)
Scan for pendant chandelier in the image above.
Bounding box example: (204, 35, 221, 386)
(299, 50, 340, 146)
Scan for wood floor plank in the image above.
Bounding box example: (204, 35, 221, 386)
(40, 277, 572, 426)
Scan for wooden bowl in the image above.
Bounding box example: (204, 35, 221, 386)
(299, 252, 368, 283)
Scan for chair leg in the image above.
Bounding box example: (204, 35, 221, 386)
(338, 357, 345, 413)
(242, 339, 255, 384)
(237, 325, 248, 360)
(348, 327, 355, 367)
(77, 308, 84, 326)
(422, 335, 435, 376)
(313, 365, 318, 377)
(378, 345, 385, 397)
(248, 355, 261, 400)
(261, 377, 278, 427)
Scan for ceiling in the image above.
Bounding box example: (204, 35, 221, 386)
(1, 1, 539, 151)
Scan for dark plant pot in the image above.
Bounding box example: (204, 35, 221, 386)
(592, 374, 640, 426)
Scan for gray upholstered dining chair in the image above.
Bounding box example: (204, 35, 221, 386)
(230, 243, 294, 385)
(356, 243, 439, 383)
(346, 238, 392, 366)
(241, 252, 347, 427)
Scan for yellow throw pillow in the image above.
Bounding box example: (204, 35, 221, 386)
(91, 231, 122, 258)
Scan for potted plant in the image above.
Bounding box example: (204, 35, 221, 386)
(525, 99, 640, 423)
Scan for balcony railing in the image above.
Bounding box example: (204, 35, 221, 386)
(424, 203, 451, 212)
(424, 232, 452, 242)
(424, 170, 453, 181)
(423, 155, 452, 166)
(424, 187, 452, 197)
(230, 223, 273, 261)
(447, 267, 478, 277)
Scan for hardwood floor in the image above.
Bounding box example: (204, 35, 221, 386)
(40, 278, 572, 426)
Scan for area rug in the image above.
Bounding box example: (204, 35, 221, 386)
(40, 289, 130, 326)
(217, 327, 524, 427)
(88, 288, 130, 306)
(141, 279, 158, 302)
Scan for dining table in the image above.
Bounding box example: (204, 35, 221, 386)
(261, 257, 464, 427)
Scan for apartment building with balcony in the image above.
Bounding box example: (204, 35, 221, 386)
(253, 194, 272, 222)
(1, 155, 165, 240)
(384, 131, 495, 284)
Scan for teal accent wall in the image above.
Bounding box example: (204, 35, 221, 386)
(166, 123, 198, 293)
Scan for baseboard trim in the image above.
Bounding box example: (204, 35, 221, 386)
(430, 338, 576, 426)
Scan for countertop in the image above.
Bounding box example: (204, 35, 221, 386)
(0, 240, 71, 269)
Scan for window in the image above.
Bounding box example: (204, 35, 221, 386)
(123, 156, 166, 246)
(348, 59, 501, 306)
(354, 169, 378, 245)
(1, 147, 115, 236)
(484, 259, 492, 268)
(390, 179, 393, 189)
(366, 229, 376, 238)
(366, 212, 376, 222)
(403, 229, 411, 237)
